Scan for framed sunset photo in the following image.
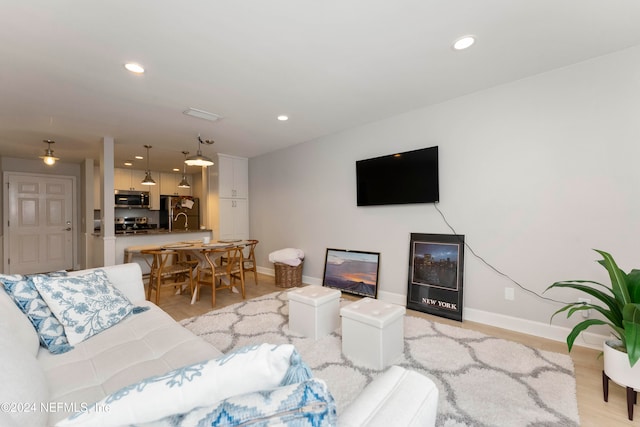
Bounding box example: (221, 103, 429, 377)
(322, 248, 380, 298)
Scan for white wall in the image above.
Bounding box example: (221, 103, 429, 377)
(249, 45, 640, 339)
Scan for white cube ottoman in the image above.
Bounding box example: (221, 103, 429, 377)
(340, 298, 406, 370)
(287, 286, 341, 339)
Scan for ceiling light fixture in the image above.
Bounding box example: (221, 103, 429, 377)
(178, 151, 191, 188)
(185, 135, 215, 167)
(452, 35, 476, 50)
(40, 140, 59, 166)
(134, 155, 143, 160)
(141, 145, 156, 185)
(124, 161, 133, 166)
(277, 115, 289, 121)
(183, 108, 222, 122)
(124, 63, 145, 74)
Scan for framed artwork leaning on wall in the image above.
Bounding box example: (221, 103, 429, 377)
(322, 248, 380, 298)
(407, 233, 465, 321)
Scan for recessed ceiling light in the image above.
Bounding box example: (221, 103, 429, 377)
(124, 63, 145, 74)
(172, 168, 180, 172)
(452, 36, 476, 50)
(124, 161, 133, 166)
(277, 115, 289, 121)
(135, 155, 143, 160)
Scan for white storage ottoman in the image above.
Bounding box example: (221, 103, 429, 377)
(287, 286, 341, 339)
(340, 298, 406, 370)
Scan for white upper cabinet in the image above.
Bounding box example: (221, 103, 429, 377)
(218, 154, 248, 199)
(114, 168, 133, 191)
(114, 168, 148, 191)
(160, 172, 192, 196)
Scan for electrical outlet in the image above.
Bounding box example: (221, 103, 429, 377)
(578, 298, 591, 318)
(504, 287, 514, 301)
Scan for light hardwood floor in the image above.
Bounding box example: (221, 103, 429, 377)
(156, 273, 636, 426)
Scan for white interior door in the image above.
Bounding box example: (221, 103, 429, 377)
(6, 173, 74, 274)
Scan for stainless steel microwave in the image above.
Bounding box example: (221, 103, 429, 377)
(114, 190, 150, 208)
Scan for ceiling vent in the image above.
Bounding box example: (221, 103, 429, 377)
(183, 108, 222, 122)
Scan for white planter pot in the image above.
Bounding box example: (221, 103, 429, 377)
(603, 339, 640, 420)
(603, 340, 640, 390)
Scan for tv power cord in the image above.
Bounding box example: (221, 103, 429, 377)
(433, 203, 572, 306)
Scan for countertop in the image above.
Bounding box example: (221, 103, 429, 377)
(93, 229, 212, 237)
(110, 229, 213, 266)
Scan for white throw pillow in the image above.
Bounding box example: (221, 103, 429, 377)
(57, 343, 301, 427)
(31, 269, 134, 345)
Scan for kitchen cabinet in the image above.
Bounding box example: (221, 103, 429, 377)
(218, 198, 249, 241)
(114, 168, 160, 210)
(160, 172, 192, 196)
(207, 154, 250, 241)
(114, 168, 149, 191)
(218, 154, 248, 199)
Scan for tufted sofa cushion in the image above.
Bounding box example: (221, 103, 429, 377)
(0, 320, 49, 426)
(38, 301, 221, 425)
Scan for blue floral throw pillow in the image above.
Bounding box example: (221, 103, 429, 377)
(0, 271, 73, 354)
(31, 269, 134, 345)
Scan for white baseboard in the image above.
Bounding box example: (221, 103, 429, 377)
(256, 266, 607, 351)
(462, 307, 606, 351)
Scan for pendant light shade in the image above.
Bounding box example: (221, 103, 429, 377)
(178, 151, 191, 188)
(185, 135, 214, 166)
(141, 145, 156, 185)
(40, 140, 59, 165)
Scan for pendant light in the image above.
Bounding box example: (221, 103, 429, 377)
(141, 145, 156, 186)
(40, 140, 59, 165)
(178, 151, 191, 188)
(185, 135, 214, 166)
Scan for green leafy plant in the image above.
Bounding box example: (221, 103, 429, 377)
(546, 249, 640, 367)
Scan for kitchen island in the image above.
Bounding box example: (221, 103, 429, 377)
(114, 229, 213, 274)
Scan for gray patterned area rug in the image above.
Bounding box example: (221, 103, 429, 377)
(180, 291, 579, 426)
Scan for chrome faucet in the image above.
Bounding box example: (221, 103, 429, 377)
(174, 212, 188, 230)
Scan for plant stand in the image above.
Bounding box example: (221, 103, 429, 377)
(603, 340, 640, 421)
(603, 371, 637, 420)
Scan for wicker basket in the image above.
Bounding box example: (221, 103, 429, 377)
(274, 261, 303, 288)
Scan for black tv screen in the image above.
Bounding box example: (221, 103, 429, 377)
(356, 146, 439, 206)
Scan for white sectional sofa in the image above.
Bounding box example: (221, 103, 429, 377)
(0, 263, 438, 426)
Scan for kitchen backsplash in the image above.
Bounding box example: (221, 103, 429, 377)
(115, 208, 160, 225)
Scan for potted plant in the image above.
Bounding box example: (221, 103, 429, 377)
(546, 249, 640, 420)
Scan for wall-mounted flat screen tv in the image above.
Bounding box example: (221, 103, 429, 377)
(356, 146, 439, 206)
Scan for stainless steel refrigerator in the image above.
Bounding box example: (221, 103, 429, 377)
(159, 196, 200, 231)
